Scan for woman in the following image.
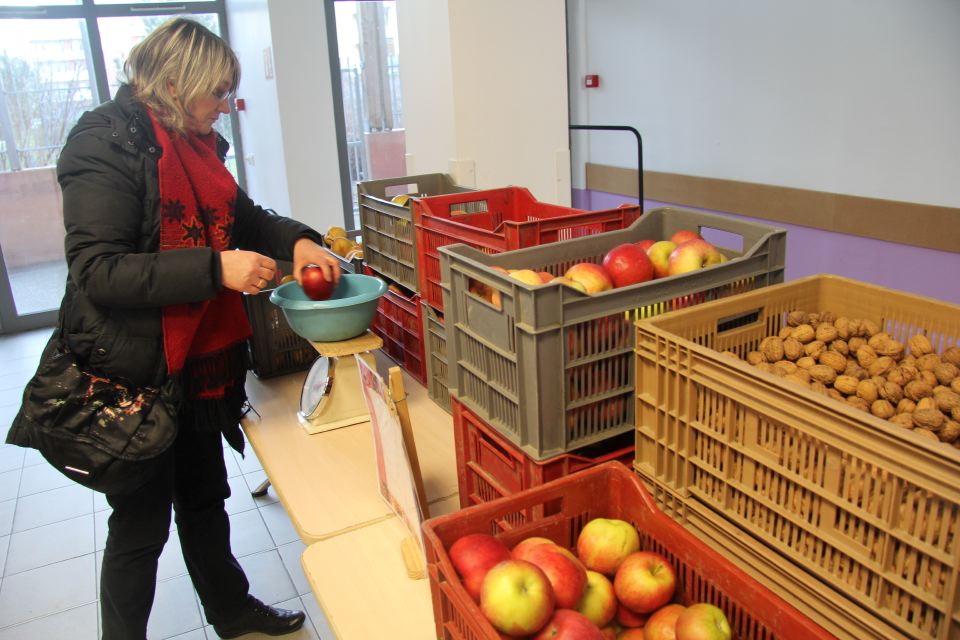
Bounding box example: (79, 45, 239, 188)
(6, 17, 338, 639)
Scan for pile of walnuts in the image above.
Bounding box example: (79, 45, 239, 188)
(724, 310, 960, 447)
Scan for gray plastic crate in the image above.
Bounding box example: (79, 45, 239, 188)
(440, 207, 786, 461)
(358, 173, 473, 292)
(421, 301, 452, 414)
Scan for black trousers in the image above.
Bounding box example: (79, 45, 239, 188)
(99, 426, 250, 640)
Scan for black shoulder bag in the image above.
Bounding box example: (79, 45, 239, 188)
(13, 329, 179, 495)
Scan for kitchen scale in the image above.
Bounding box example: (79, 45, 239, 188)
(298, 331, 383, 434)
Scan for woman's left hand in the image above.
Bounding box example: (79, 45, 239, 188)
(293, 237, 341, 286)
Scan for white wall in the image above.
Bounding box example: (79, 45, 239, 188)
(568, 0, 960, 207)
(399, 0, 572, 205)
(266, 0, 346, 233)
(226, 0, 291, 217)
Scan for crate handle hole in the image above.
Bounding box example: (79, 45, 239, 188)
(716, 309, 762, 334)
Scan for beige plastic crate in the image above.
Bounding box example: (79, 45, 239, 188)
(634, 274, 960, 640)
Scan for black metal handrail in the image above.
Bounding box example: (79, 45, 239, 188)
(569, 124, 644, 210)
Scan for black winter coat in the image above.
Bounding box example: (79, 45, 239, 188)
(7, 85, 321, 449)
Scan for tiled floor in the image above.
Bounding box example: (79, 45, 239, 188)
(0, 328, 334, 639)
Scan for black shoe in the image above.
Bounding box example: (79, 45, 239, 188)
(213, 597, 306, 638)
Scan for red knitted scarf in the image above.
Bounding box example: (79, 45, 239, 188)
(149, 110, 251, 399)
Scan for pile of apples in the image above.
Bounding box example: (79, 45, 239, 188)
(472, 230, 726, 308)
(448, 517, 732, 639)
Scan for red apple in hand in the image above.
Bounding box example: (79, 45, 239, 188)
(301, 264, 337, 300)
(646, 241, 677, 279)
(601, 243, 654, 288)
(532, 609, 604, 640)
(614, 551, 677, 614)
(523, 542, 588, 609)
(564, 263, 613, 294)
(449, 533, 511, 602)
(675, 603, 732, 640)
(643, 604, 686, 640)
(667, 239, 722, 276)
(670, 229, 702, 245)
(481, 559, 556, 637)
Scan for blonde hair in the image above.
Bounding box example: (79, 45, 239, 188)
(124, 17, 240, 133)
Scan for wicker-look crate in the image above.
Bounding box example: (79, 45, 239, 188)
(422, 461, 830, 640)
(441, 207, 786, 461)
(634, 274, 960, 640)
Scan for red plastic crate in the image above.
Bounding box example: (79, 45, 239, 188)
(422, 461, 830, 640)
(412, 186, 640, 312)
(454, 397, 634, 528)
(365, 268, 426, 384)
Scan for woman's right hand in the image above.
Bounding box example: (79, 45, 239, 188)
(220, 250, 278, 294)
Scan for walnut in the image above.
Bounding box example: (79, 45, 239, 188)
(791, 368, 811, 383)
(808, 365, 837, 385)
(809, 380, 830, 396)
(829, 339, 850, 357)
(919, 370, 939, 387)
(905, 380, 934, 401)
(820, 311, 837, 324)
(914, 429, 940, 443)
(847, 396, 870, 412)
(935, 389, 960, 413)
(934, 363, 959, 385)
(909, 334, 934, 357)
(791, 324, 816, 344)
(806, 312, 821, 326)
(778, 326, 794, 340)
(773, 360, 798, 377)
(804, 341, 826, 360)
(889, 414, 915, 429)
(834, 375, 860, 396)
(796, 356, 816, 370)
(783, 338, 804, 361)
(871, 400, 896, 419)
(900, 354, 917, 368)
(916, 397, 938, 412)
(827, 389, 845, 402)
(848, 337, 866, 354)
(819, 351, 848, 374)
(897, 399, 917, 414)
(868, 356, 895, 378)
(786, 310, 807, 327)
(834, 317, 851, 339)
(856, 380, 879, 404)
(856, 346, 878, 368)
(746, 351, 766, 366)
(848, 319, 864, 337)
(861, 319, 881, 337)
(944, 347, 960, 367)
(953, 378, 960, 395)
(844, 361, 869, 380)
(887, 365, 918, 387)
(954, 407, 960, 422)
(816, 324, 839, 344)
(879, 382, 904, 405)
(916, 353, 941, 371)
(761, 337, 785, 363)
(939, 420, 960, 443)
(913, 408, 946, 431)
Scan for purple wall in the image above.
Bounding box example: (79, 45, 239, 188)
(573, 188, 960, 305)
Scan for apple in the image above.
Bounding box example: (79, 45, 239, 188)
(645, 241, 676, 279)
(532, 609, 605, 640)
(614, 551, 677, 614)
(301, 264, 337, 300)
(511, 269, 547, 286)
(449, 533, 511, 602)
(675, 603, 732, 640)
(575, 570, 617, 627)
(601, 243, 654, 288)
(481, 559, 556, 637)
(576, 518, 640, 576)
(670, 229, 702, 245)
(667, 239, 722, 276)
(564, 263, 613, 295)
(600, 626, 618, 640)
(512, 536, 558, 560)
(615, 602, 648, 628)
(537, 271, 555, 283)
(523, 541, 588, 609)
(617, 628, 646, 640)
(551, 276, 588, 294)
(635, 239, 656, 252)
(643, 604, 686, 640)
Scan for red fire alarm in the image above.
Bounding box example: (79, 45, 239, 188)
(584, 74, 600, 88)
(234, 98, 246, 112)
